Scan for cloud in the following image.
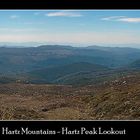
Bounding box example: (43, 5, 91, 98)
(101, 16, 126, 21)
(101, 16, 140, 23)
(117, 18, 140, 23)
(10, 15, 19, 19)
(45, 11, 83, 17)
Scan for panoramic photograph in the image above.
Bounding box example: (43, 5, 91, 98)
(0, 10, 140, 120)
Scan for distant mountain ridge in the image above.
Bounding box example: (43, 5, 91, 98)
(0, 44, 140, 73)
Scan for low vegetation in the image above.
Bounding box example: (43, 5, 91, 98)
(0, 74, 140, 120)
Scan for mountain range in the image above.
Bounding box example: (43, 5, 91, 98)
(0, 44, 140, 85)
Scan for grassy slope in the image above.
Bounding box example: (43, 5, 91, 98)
(0, 73, 140, 120)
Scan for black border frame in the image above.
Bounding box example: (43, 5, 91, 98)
(0, 0, 140, 138)
(0, 0, 140, 9)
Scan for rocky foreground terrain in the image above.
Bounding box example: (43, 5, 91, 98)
(0, 75, 140, 120)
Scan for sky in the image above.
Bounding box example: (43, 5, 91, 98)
(0, 10, 140, 46)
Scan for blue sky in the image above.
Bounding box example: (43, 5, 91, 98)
(0, 10, 140, 46)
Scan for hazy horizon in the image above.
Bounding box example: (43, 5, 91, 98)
(0, 41, 140, 49)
